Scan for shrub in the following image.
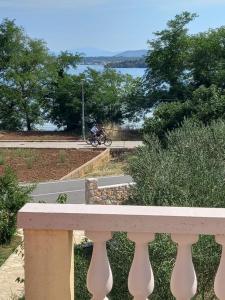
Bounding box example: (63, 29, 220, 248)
(75, 120, 225, 299)
(127, 119, 224, 298)
(0, 167, 34, 244)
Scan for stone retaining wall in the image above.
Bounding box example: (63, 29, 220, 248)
(85, 178, 134, 204)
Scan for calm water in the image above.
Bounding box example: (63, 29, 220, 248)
(74, 64, 146, 78)
(39, 65, 146, 130)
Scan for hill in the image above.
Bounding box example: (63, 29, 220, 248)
(114, 50, 147, 58)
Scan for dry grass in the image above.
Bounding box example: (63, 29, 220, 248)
(0, 235, 21, 267)
(83, 158, 127, 177)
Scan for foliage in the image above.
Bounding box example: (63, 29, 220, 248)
(56, 193, 68, 204)
(0, 19, 145, 131)
(144, 85, 225, 138)
(0, 168, 34, 244)
(127, 120, 225, 298)
(145, 11, 197, 104)
(143, 100, 192, 140)
(144, 12, 225, 138)
(0, 19, 80, 130)
(47, 68, 138, 130)
(75, 120, 225, 299)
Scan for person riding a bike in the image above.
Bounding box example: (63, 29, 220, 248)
(90, 124, 99, 137)
(88, 123, 112, 147)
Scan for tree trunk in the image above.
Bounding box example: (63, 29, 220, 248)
(26, 115, 32, 131)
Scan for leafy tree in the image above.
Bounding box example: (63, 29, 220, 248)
(145, 12, 197, 105)
(46, 74, 84, 130)
(143, 101, 192, 140)
(84, 68, 133, 125)
(0, 19, 51, 130)
(144, 85, 225, 139)
(122, 77, 149, 122)
(0, 19, 26, 129)
(47, 68, 137, 131)
(189, 27, 225, 89)
(0, 19, 81, 131)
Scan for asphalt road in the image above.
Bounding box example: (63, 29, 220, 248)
(31, 175, 133, 204)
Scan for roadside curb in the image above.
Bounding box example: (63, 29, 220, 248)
(60, 148, 111, 180)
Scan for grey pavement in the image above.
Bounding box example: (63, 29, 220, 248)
(30, 175, 133, 203)
(0, 140, 142, 149)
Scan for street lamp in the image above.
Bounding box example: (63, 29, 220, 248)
(81, 79, 85, 140)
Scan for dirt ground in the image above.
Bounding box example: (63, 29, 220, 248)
(0, 148, 101, 182)
(0, 131, 80, 141)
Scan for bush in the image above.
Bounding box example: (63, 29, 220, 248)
(75, 120, 225, 299)
(127, 119, 225, 298)
(0, 167, 34, 244)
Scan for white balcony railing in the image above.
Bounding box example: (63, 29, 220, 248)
(17, 203, 225, 300)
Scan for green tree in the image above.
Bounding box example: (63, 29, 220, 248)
(46, 73, 84, 130)
(47, 68, 137, 131)
(0, 19, 81, 131)
(0, 19, 51, 130)
(189, 27, 225, 88)
(0, 19, 25, 129)
(84, 68, 133, 124)
(145, 12, 197, 105)
(144, 85, 225, 139)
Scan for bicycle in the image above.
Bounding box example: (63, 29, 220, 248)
(90, 133, 112, 147)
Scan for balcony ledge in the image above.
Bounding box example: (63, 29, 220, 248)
(18, 203, 225, 235)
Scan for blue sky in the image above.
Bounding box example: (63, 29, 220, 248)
(1, 0, 225, 52)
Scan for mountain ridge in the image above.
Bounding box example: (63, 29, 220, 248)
(114, 49, 147, 58)
(70, 48, 147, 58)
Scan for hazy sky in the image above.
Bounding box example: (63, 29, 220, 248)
(1, 0, 225, 52)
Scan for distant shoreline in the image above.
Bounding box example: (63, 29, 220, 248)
(81, 56, 146, 68)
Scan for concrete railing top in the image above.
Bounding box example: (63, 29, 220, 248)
(18, 203, 225, 234)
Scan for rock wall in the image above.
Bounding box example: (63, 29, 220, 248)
(85, 178, 134, 204)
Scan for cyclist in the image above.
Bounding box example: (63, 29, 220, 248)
(97, 124, 105, 137)
(90, 124, 99, 137)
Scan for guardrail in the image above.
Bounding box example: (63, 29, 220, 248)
(18, 204, 225, 300)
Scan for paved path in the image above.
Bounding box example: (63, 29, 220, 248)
(0, 238, 24, 300)
(30, 175, 133, 203)
(0, 140, 142, 149)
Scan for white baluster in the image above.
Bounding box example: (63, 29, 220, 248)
(214, 235, 225, 300)
(127, 232, 155, 300)
(171, 234, 198, 300)
(86, 231, 113, 300)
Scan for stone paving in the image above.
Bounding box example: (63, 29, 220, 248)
(0, 245, 24, 300)
(0, 231, 85, 300)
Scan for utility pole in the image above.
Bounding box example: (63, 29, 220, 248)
(81, 79, 85, 140)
